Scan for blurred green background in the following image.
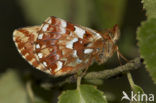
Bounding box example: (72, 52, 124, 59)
(0, 0, 156, 103)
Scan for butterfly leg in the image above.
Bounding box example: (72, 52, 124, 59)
(113, 45, 128, 65)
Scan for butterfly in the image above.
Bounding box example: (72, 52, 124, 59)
(13, 16, 120, 76)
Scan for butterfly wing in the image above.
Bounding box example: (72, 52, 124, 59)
(35, 16, 104, 76)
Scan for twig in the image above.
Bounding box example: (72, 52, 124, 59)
(84, 57, 142, 80)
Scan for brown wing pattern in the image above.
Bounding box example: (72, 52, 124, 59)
(13, 16, 119, 77)
(34, 16, 104, 76)
(13, 26, 45, 71)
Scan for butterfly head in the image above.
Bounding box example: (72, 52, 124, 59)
(96, 25, 120, 64)
(107, 24, 120, 43)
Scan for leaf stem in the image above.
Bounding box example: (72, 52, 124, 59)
(77, 76, 81, 90)
(127, 72, 135, 88)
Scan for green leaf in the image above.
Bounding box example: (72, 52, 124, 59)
(58, 90, 80, 103)
(137, 18, 156, 84)
(132, 84, 144, 94)
(58, 84, 107, 103)
(142, 0, 156, 18)
(0, 69, 28, 103)
(130, 84, 147, 103)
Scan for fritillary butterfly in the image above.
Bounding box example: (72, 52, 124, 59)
(13, 16, 120, 76)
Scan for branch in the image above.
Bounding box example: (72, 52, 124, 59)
(41, 57, 142, 88)
(84, 57, 142, 80)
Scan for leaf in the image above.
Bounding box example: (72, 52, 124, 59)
(58, 84, 107, 103)
(142, 0, 156, 18)
(58, 90, 80, 103)
(132, 84, 144, 94)
(130, 84, 147, 103)
(137, 18, 156, 84)
(0, 69, 28, 103)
